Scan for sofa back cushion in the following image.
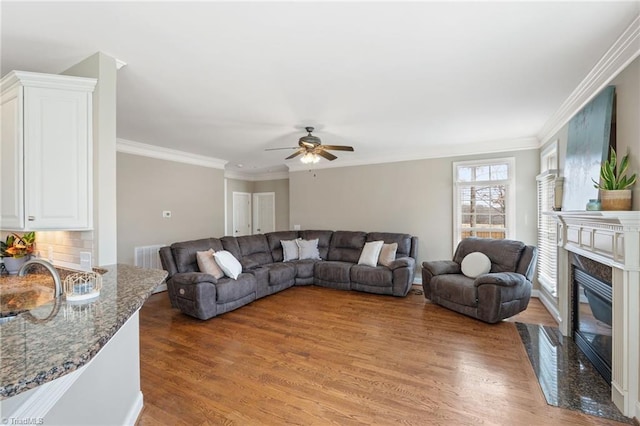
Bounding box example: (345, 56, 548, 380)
(266, 231, 300, 262)
(300, 230, 333, 260)
(453, 238, 525, 273)
(366, 232, 413, 259)
(328, 231, 367, 263)
(221, 236, 242, 260)
(236, 234, 274, 266)
(171, 238, 224, 273)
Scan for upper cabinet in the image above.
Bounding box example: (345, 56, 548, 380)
(1, 71, 97, 231)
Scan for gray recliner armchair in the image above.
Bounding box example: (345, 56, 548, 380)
(421, 238, 537, 323)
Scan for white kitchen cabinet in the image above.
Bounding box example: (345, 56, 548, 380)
(1, 71, 96, 230)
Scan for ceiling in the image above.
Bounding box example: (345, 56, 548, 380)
(2, 1, 638, 176)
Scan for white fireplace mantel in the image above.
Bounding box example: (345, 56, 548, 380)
(549, 210, 640, 419)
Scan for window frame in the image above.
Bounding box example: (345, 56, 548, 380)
(452, 157, 516, 249)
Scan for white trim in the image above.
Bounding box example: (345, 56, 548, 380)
(287, 137, 539, 173)
(537, 14, 640, 145)
(123, 391, 144, 426)
(452, 157, 516, 247)
(413, 276, 422, 285)
(535, 287, 561, 325)
(115, 59, 127, 70)
(224, 178, 228, 235)
(224, 170, 289, 181)
(116, 138, 227, 169)
(1, 70, 97, 93)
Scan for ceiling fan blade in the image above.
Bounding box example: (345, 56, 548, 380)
(320, 145, 354, 152)
(285, 149, 305, 160)
(316, 150, 337, 161)
(265, 147, 298, 151)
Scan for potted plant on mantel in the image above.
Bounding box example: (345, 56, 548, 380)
(0, 232, 36, 275)
(592, 147, 637, 211)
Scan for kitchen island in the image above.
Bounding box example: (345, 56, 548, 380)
(0, 264, 167, 425)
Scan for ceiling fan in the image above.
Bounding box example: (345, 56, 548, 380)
(266, 127, 354, 163)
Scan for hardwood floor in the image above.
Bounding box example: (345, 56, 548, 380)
(138, 286, 624, 425)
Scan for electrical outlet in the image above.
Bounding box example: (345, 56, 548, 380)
(80, 252, 92, 271)
(293, 224, 301, 230)
(162, 210, 172, 218)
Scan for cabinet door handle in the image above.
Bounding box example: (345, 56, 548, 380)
(28, 216, 35, 221)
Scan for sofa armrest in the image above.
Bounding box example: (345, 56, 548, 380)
(170, 272, 219, 286)
(388, 257, 415, 270)
(422, 260, 461, 276)
(474, 272, 526, 287)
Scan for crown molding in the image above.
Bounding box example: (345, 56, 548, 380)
(116, 138, 227, 169)
(1, 70, 97, 94)
(224, 170, 290, 181)
(537, 14, 640, 145)
(287, 137, 539, 172)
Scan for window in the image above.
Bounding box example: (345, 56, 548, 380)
(453, 158, 515, 247)
(537, 142, 559, 297)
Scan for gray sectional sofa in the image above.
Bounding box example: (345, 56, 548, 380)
(159, 230, 418, 320)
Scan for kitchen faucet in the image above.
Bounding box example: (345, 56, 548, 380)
(18, 258, 63, 297)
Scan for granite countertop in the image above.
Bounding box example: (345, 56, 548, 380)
(0, 264, 167, 399)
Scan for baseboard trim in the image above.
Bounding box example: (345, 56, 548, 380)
(153, 283, 167, 294)
(124, 391, 144, 426)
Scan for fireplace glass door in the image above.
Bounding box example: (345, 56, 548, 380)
(573, 267, 612, 383)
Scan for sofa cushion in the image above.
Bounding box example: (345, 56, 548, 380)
(214, 250, 243, 280)
(432, 274, 477, 307)
(265, 262, 297, 285)
(196, 249, 225, 279)
(291, 259, 316, 279)
(297, 238, 321, 260)
(172, 238, 224, 273)
(378, 243, 398, 267)
(315, 261, 352, 283)
(350, 265, 393, 287)
(221, 236, 242, 260)
(453, 238, 525, 273)
(358, 241, 384, 267)
(266, 231, 300, 262)
(367, 232, 413, 258)
(236, 234, 274, 266)
(328, 231, 367, 263)
(300, 230, 333, 260)
(461, 252, 491, 278)
(215, 274, 256, 303)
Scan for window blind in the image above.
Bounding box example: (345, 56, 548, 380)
(536, 171, 558, 297)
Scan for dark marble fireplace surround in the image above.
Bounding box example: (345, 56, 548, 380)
(570, 253, 613, 384)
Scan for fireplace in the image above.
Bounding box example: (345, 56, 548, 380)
(549, 211, 640, 418)
(571, 254, 612, 383)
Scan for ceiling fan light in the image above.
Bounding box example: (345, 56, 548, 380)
(300, 152, 320, 164)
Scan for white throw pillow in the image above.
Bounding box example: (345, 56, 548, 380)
(213, 250, 242, 280)
(461, 252, 492, 278)
(296, 238, 321, 260)
(378, 242, 398, 267)
(358, 241, 384, 267)
(281, 239, 300, 262)
(196, 248, 225, 279)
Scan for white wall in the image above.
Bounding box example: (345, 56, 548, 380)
(289, 148, 539, 266)
(116, 153, 225, 265)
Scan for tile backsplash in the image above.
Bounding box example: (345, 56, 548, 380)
(1, 230, 95, 269)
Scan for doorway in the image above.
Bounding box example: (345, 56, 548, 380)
(253, 192, 275, 234)
(232, 192, 252, 236)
